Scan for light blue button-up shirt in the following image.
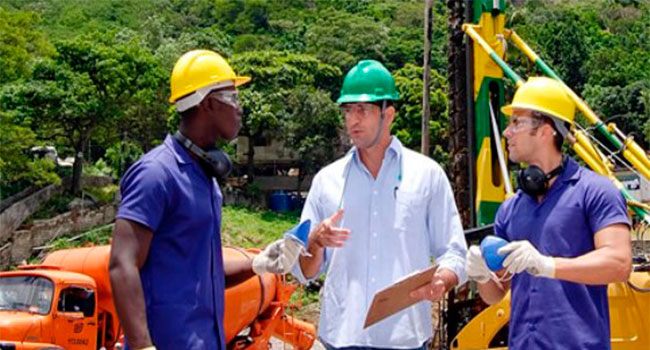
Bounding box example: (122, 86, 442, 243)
(292, 137, 467, 348)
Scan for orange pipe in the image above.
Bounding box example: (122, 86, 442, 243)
(223, 247, 277, 343)
(271, 316, 317, 350)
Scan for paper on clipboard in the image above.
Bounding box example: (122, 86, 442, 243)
(363, 265, 438, 329)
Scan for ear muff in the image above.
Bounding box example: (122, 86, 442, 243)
(173, 131, 233, 180)
(517, 160, 564, 197)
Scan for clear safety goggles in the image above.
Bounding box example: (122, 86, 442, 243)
(504, 116, 543, 134)
(175, 80, 235, 112)
(209, 90, 239, 109)
(340, 103, 381, 119)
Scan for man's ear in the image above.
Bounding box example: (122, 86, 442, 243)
(544, 123, 557, 138)
(385, 105, 396, 124)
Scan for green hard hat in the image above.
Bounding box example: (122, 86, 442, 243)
(337, 60, 399, 104)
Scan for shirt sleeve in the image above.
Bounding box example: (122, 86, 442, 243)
(428, 167, 468, 285)
(116, 160, 170, 232)
(493, 201, 510, 241)
(291, 173, 329, 284)
(585, 177, 630, 234)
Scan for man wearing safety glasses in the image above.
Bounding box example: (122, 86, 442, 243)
(466, 77, 632, 350)
(292, 60, 468, 349)
(109, 50, 301, 350)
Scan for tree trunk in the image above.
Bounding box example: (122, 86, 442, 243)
(421, 0, 433, 155)
(447, 0, 471, 227)
(247, 135, 255, 183)
(71, 148, 84, 195)
(70, 132, 89, 195)
(446, 2, 470, 346)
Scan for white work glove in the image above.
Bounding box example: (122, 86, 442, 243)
(498, 240, 555, 278)
(252, 238, 302, 275)
(466, 245, 492, 284)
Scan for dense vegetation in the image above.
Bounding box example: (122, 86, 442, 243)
(1, 0, 649, 199)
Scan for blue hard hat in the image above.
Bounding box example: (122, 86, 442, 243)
(480, 235, 509, 272)
(284, 219, 311, 247)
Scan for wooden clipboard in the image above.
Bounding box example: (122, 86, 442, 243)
(363, 265, 438, 329)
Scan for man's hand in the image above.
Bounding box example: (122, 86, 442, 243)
(252, 238, 302, 275)
(466, 245, 492, 284)
(409, 275, 446, 302)
(499, 240, 555, 278)
(409, 269, 458, 302)
(308, 209, 350, 250)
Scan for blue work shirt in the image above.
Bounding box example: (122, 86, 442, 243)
(117, 134, 226, 350)
(292, 137, 467, 348)
(495, 157, 629, 350)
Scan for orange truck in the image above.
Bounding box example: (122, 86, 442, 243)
(0, 245, 315, 350)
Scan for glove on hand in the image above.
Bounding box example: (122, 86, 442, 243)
(466, 245, 492, 284)
(498, 240, 555, 278)
(252, 238, 302, 275)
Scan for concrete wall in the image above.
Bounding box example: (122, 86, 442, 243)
(0, 184, 61, 247)
(0, 204, 116, 269)
(0, 176, 113, 248)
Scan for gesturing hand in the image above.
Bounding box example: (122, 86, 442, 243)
(308, 209, 350, 249)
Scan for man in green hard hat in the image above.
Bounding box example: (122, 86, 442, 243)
(291, 60, 467, 349)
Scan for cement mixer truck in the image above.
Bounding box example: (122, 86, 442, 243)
(0, 245, 315, 350)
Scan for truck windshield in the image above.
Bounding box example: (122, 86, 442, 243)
(0, 276, 54, 315)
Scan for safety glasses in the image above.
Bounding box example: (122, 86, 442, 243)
(505, 116, 542, 134)
(209, 90, 239, 108)
(340, 103, 380, 119)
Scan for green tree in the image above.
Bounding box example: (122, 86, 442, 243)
(393, 63, 449, 167)
(1, 33, 164, 194)
(0, 111, 60, 199)
(230, 50, 341, 179)
(0, 7, 53, 82)
(304, 10, 389, 71)
(281, 88, 343, 186)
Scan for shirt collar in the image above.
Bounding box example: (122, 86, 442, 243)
(560, 156, 581, 183)
(164, 134, 193, 165)
(347, 136, 403, 164)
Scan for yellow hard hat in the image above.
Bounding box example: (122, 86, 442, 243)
(501, 76, 575, 125)
(169, 50, 250, 111)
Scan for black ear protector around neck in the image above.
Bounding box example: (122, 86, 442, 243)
(173, 131, 232, 180)
(516, 158, 565, 197)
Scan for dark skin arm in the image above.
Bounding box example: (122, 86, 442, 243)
(224, 258, 255, 288)
(109, 219, 258, 348)
(109, 219, 154, 349)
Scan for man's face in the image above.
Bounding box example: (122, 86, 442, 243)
(341, 102, 388, 149)
(503, 109, 543, 163)
(206, 86, 242, 141)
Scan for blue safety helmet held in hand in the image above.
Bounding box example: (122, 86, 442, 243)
(480, 235, 510, 271)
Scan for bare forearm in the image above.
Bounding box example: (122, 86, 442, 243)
(554, 246, 631, 285)
(109, 262, 152, 348)
(477, 278, 509, 305)
(299, 244, 324, 279)
(224, 258, 255, 287)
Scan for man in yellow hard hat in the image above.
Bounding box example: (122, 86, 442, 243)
(109, 50, 302, 350)
(466, 77, 632, 350)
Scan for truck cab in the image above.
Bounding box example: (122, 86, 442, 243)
(0, 269, 101, 349)
(0, 245, 121, 350)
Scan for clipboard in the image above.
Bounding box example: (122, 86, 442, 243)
(363, 265, 438, 329)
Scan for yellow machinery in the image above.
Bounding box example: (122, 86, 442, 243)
(451, 1, 650, 349)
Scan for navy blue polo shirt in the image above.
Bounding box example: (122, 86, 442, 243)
(494, 157, 629, 350)
(117, 134, 226, 350)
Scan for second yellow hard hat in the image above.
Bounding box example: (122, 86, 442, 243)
(501, 76, 575, 125)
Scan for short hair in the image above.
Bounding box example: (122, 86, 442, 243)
(530, 111, 565, 151)
(372, 100, 394, 108)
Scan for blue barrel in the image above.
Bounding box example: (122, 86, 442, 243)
(269, 190, 291, 212)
